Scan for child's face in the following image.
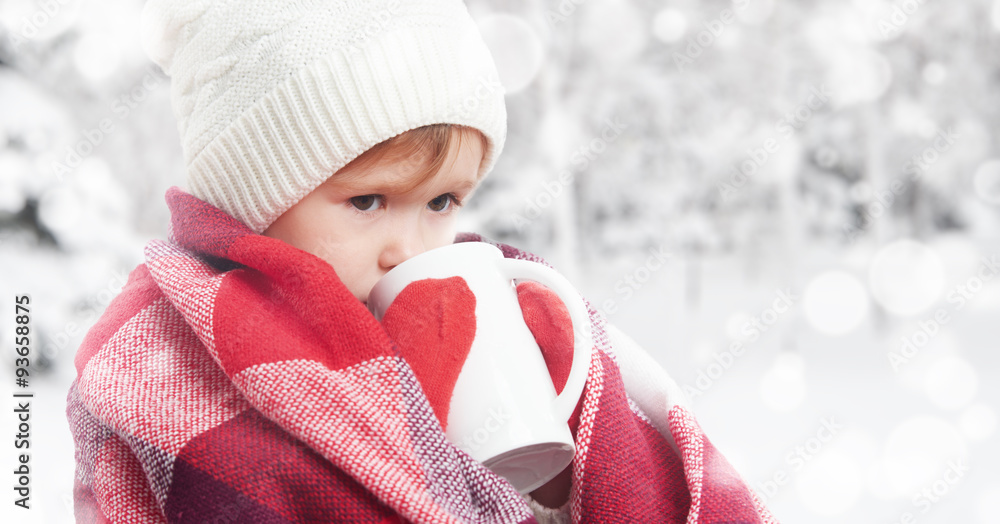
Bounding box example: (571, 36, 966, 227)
(262, 129, 484, 303)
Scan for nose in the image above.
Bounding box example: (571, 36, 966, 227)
(378, 220, 427, 272)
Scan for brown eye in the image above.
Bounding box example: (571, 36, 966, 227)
(428, 194, 453, 212)
(350, 195, 381, 211)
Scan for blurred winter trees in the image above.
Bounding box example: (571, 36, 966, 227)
(463, 0, 999, 272)
(2, 2, 1000, 522)
(1, 0, 998, 373)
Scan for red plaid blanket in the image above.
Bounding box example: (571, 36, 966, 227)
(68, 187, 778, 523)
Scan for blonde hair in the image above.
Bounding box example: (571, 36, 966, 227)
(338, 124, 488, 192)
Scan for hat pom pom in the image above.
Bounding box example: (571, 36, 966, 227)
(139, 0, 212, 74)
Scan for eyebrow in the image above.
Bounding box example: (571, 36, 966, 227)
(338, 173, 479, 195)
(445, 178, 479, 193)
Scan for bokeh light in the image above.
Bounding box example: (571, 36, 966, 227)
(795, 449, 864, 516)
(852, 2, 898, 43)
(578, 0, 648, 66)
(894, 331, 960, 391)
(972, 160, 1000, 205)
(803, 271, 870, 335)
(651, 8, 688, 44)
(759, 136, 803, 184)
(759, 352, 806, 412)
(724, 311, 752, 341)
(882, 416, 968, 496)
(476, 14, 546, 95)
(73, 32, 123, 83)
(889, 97, 938, 138)
(977, 484, 1000, 524)
(836, 428, 880, 465)
(735, 0, 776, 26)
(537, 105, 585, 163)
(865, 464, 895, 500)
(959, 403, 998, 441)
(922, 61, 948, 85)
(869, 240, 946, 316)
(922, 355, 979, 409)
(802, 3, 874, 46)
(929, 234, 983, 284)
(825, 48, 893, 108)
(691, 339, 719, 367)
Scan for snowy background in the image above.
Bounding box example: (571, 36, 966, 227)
(1, 0, 999, 522)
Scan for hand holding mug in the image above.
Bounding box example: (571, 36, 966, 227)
(370, 242, 592, 493)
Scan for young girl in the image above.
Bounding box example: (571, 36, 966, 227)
(68, 1, 777, 522)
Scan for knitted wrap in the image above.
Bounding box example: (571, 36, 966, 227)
(140, 0, 507, 233)
(68, 187, 779, 523)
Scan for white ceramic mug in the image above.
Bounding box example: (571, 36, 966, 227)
(367, 242, 592, 493)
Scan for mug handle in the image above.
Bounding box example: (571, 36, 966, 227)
(499, 259, 593, 423)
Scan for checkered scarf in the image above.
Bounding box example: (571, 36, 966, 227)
(67, 187, 778, 523)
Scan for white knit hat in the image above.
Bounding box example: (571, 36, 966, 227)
(140, 0, 507, 233)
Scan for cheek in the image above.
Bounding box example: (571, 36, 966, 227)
(319, 238, 381, 284)
(293, 207, 365, 262)
(426, 215, 460, 247)
(340, 258, 384, 303)
(318, 248, 376, 302)
(316, 240, 368, 274)
(266, 201, 334, 253)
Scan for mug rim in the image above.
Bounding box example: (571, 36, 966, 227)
(384, 241, 500, 279)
